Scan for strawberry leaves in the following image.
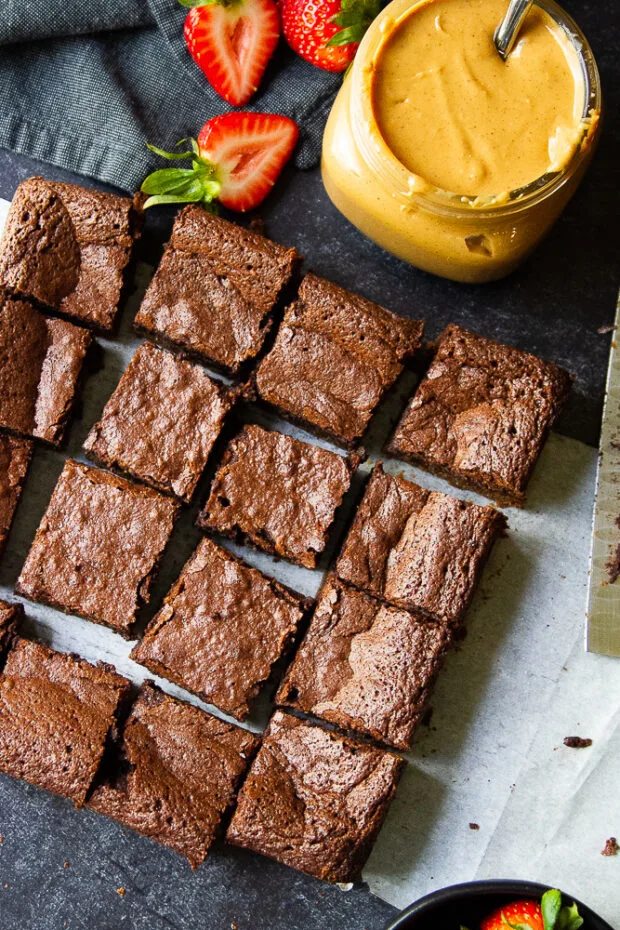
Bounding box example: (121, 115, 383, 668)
(542, 890, 563, 930)
(540, 892, 583, 930)
(326, 0, 382, 47)
(141, 140, 221, 209)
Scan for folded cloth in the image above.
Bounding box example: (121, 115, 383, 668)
(0, 0, 341, 192)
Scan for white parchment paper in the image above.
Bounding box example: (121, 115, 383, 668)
(0, 199, 617, 925)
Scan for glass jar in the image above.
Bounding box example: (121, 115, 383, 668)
(321, 0, 602, 283)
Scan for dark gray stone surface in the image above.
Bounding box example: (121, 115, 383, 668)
(0, 1, 618, 925)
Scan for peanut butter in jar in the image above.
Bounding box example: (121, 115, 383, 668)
(321, 0, 602, 283)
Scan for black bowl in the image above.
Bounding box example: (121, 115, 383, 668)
(386, 880, 615, 930)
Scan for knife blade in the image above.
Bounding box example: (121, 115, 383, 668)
(587, 293, 620, 655)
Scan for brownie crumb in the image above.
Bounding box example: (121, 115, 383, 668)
(469, 823, 480, 830)
(606, 544, 620, 584)
(602, 837, 619, 857)
(563, 736, 592, 749)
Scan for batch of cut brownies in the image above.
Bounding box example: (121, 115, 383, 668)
(0, 177, 572, 881)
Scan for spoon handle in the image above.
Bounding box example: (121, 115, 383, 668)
(494, 0, 534, 60)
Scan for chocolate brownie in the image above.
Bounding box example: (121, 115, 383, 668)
(0, 435, 32, 556)
(0, 295, 92, 446)
(226, 710, 404, 882)
(89, 682, 259, 868)
(336, 464, 505, 628)
(197, 424, 358, 569)
(255, 273, 424, 447)
(84, 342, 234, 502)
(0, 600, 22, 660)
(0, 177, 142, 332)
(387, 325, 572, 505)
(0, 638, 130, 805)
(16, 460, 179, 636)
(134, 205, 300, 375)
(277, 577, 449, 751)
(131, 538, 309, 719)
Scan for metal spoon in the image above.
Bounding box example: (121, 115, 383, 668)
(494, 0, 534, 60)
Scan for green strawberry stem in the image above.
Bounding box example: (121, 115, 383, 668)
(141, 140, 222, 210)
(327, 0, 382, 47)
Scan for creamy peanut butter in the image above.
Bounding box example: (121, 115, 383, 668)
(320, 0, 601, 282)
(372, 0, 584, 198)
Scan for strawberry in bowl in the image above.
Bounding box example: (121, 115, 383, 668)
(141, 112, 299, 212)
(479, 889, 583, 930)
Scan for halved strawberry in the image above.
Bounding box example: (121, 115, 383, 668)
(181, 0, 281, 107)
(141, 112, 299, 212)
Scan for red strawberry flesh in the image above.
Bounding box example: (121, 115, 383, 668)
(184, 0, 280, 106)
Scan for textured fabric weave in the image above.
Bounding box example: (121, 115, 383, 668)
(0, 0, 341, 191)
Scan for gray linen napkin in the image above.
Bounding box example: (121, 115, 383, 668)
(0, 0, 342, 191)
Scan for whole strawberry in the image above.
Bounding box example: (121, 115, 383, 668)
(180, 0, 281, 106)
(478, 889, 583, 930)
(281, 0, 381, 72)
(141, 112, 299, 212)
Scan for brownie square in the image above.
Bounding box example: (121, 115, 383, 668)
(0, 177, 142, 332)
(131, 538, 309, 719)
(0, 295, 92, 446)
(387, 325, 572, 505)
(336, 464, 505, 628)
(84, 342, 234, 502)
(277, 577, 449, 751)
(255, 274, 424, 447)
(88, 682, 259, 868)
(0, 638, 130, 805)
(0, 600, 23, 660)
(16, 460, 179, 636)
(134, 206, 300, 375)
(197, 424, 358, 569)
(227, 710, 404, 882)
(0, 435, 33, 557)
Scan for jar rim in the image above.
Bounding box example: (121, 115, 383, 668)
(351, 0, 602, 217)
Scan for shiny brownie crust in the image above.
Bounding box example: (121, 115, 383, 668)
(197, 424, 358, 569)
(226, 710, 404, 882)
(16, 460, 179, 636)
(0, 638, 130, 805)
(255, 273, 423, 447)
(132, 537, 310, 719)
(134, 206, 300, 374)
(84, 342, 234, 502)
(0, 435, 32, 556)
(336, 463, 505, 627)
(89, 682, 259, 868)
(0, 177, 142, 331)
(277, 576, 450, 750)
(387, 325, 571, 505)
(0, 295, 92, 446)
